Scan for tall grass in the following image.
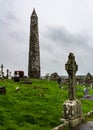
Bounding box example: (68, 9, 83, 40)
(0, 79, 93, 130)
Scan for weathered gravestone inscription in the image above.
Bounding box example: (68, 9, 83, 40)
(63, 53, 83, 127)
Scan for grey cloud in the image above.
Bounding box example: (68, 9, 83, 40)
(0, 14, 19, 29)
(0, 18, 8, 27)
(9, 31, 27, 43)
(44, 26, 89, 48)
(5, 12, 20, 23)
(0, 0, 21, 27)
(40, 25, 93, 75)
(45, 26, 73, 44)
(1, 0, 93, 76)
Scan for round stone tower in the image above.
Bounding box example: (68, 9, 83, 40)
(28, 9, 40, 78)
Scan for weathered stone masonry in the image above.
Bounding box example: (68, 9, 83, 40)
(28, 9, 40, 78)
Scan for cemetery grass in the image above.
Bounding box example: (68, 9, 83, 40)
(0, 79, 93, 130)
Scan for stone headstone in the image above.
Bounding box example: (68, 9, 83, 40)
(0, 86, 6, 94)
(63, 53, 82, 127)
(84, 87, 88, 96)
(8, 71, 12, 79)
(85, 73, 93, 87)
(44, 73, 50, 80)
(50, 72, 59, 81)
(65, 53, 78, 100)
(0, 64, 4, 78)
(57, 77, 62, 88)
(14, 72, 20, 82)
(6, 69, 9, 79)
(14, 71, 24, 78)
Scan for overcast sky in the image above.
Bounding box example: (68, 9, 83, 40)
(0, 0, 93, 76)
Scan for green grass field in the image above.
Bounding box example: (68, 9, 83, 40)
(0, 79, 93, 130)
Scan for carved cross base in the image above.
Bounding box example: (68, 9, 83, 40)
(63, 99, 82, 120)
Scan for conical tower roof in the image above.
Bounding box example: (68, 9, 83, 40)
(31, 8, 37, 17)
